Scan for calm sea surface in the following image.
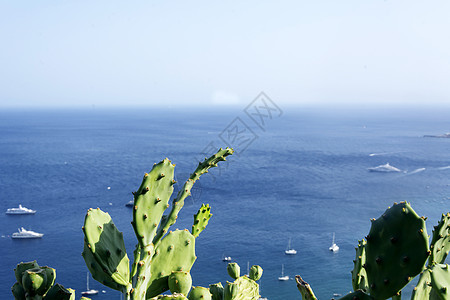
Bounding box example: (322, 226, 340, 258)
(0, 106, 449, 299)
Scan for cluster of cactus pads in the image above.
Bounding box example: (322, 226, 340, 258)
(81, 147, 260, 300)
(296, 202, 450, 300)
(11, 260, 85, 300)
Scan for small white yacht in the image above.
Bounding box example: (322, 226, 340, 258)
(12, 227, 43, 239)
(285, 238, 297, 255)
(278, 264, 289, 281)
(222, 254, 232, 262)
(329, 233, 339, 252)
(6, 205, 36, 215)
(81, 272, 99, 295)
(125, 200, 134, 207)
(368, 163, 401, 173)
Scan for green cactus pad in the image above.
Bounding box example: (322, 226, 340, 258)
(249, 265, 263, 281)
(188, 286, 212, 300)
(11, 282, 25, 300)
(224, 282, 238, 300)
(430, 213, 450, 265)
(295, 275, 317, 300)
(133, 158, 175, 247)
(364, 202, 429, 299)
(227, 263, 240, 280)
(430, 264, 450, 300)
(22, 268, 51, 296)
(168, 271, 192, 296)
(82, 241, 125, 291)
(338, 290, 374, 300)
(14, 261, 40, 283)
(209, 282, 224, 300)
(83, 208, 130, 288)
(43, 283, 74, 300)
(351, 239, 368, 292)
(411, 268, 433, 300)
(233, 276, 259, 300)
(192, 204, 212, 238)
(147, 230, 196, 298)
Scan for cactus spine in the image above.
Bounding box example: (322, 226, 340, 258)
(81, 148, 233, 300)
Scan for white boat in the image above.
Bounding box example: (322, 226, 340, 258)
(81, 272, 98, 295)
(6, 204, 36, 215)
(12, 227, 43, 239)
(368, 163, 401, 173)
(278, 264, 289, 281)
(285, 238, 297, 255)
(329, 232, 339, 252)
(125, 200, 134, 207)
(222, 254, 232, 262)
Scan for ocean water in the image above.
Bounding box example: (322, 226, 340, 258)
(0, 106, 449, 300)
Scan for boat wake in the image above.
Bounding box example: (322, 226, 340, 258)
(406, 168, 426, 175)
(437, 166, 450, 170)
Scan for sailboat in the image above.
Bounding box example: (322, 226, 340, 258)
(81, 272, 99, 295)
(278, 264, 289, 281)
(329, 232, 339, 252)
(284, 238, 297, 255)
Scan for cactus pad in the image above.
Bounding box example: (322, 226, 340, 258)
(224, 282, 238, 300)
(83, 208, 130, 289)
(133, 158, 175, 247)
(147, 230, 196, 297)
(227, 263, 240, 280)
(188, 286, 212, 300)
(192, 204, 212, 238)
(233, 276, 259, 300)
(430, 213, 450, 265)
(351, 239, 368, 292)
(411, 268, 433, 300)
(364, 202, 429, 299)
(430, 264, 450, 300)
(44, 283, 75, 300)
(295, 275, 317, 300)
(249, 266, 263, 281)
(168, 271, 192, 296)
(209, 282, 224, 300)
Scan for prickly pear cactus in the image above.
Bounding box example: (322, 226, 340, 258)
(295, 203, 450, 300)
(295, 275, 317, 300)
(11, 261, 74, 300)
(364, 202, 429, 299)
(188, 286, 212, 300)
(81, 148, 233, 300)
(192, 204, 212, 238)
(429, 213, 450, 265)
(430, 264, 450, 300)
(351, 239, 368, 293)
(168, 271, 192, 296)
(209, 282, 224, 300)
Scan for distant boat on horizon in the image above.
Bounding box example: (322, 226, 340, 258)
(368, 163, 401, 173)
(222, 254, 232, 262)
(278, 264, 289, 281)
(12, 227, 43, 239)
(81, 272, 98, 296)
(329, 232, 339, 252)
(285, 238, 297, 255)
(6, 204, 36, 215)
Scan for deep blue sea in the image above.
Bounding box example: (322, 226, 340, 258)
(0, 105, 449, 300)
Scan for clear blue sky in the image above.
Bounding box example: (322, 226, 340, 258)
(1, 1, 449, 108)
